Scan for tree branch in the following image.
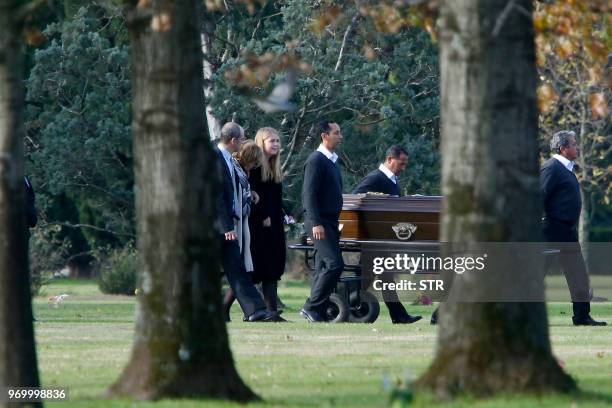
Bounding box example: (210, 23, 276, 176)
(47, 221, 136, 238)
(282, 99, 308, 172)
(492, 0, 516, 37)
(335, 13, 361, 71)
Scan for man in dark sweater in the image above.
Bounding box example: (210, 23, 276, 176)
(352, 146, 422, 324)
(541, 130, 606, 326)
(300, 120, 344, 322)
(353, 145, 407, 196)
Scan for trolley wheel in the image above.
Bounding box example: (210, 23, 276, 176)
(325, 293, 350, 323)
(348, 291, 380, 323)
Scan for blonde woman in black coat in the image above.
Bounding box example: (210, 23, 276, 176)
(249, 127, 288, 316)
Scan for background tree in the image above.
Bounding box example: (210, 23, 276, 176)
(0, 0, 41, 400)
(207, 0, 441, 214)
(534, 0, 611, 259)
(22, 1, 442, 271)
(416, 0, 575, 398)
(25, 5, 133, 260)
(108, 0, 255, 401)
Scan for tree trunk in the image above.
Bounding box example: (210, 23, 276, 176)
(0, 0, 41, 404)
(578, 103, 590, 266)
(108, 0, 256, 402)
(201, 31, 222, 141)
(416, 0, 575, 399)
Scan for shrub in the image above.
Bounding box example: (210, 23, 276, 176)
(98, 246, 139, 295)
(29, 224, 72, 295)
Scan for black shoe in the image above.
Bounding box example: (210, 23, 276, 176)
(430, 308, 438, 325)
(572, 315, 607, 326)
(392, 314, 422, 324)
(270, 313, 289, 322)
(247, 310, 276, 322)
(300, 308, 326, 323)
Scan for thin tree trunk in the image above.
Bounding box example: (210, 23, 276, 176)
(578, 94, 589, 266)
(416, 0, 575, 398)
(201, 31, 222, 140)
(0, 0, 41, 404)
(108, 0, 256, 401)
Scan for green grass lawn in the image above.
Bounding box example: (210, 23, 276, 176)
(33, 277, 612, 407)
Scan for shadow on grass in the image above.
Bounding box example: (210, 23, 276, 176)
(575, 389, 612, 404)
(407, 388, 612, 408)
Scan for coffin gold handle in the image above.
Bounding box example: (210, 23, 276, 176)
(392, 223, 417, 240)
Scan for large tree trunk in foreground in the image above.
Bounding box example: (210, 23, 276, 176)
(416, 0, 575, 399)
(108, 0, 256, 401)
(0, 1, 41, 405)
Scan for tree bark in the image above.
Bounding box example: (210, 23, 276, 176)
(201, 31, 222, 140)
(108, 0, 256, 401)
(416, 0, 575, 399)
(0, 0, 41, 405)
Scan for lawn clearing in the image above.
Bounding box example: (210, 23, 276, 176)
(33, 278, 612, 407)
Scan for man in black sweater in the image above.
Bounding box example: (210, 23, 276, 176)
(541, 130, 606, 326)
(353, 145, 406, 196)
(353, 146, 422, 324)
(300, 120, 344, 322)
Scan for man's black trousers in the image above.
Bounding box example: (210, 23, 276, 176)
(361, 268, 409, 321)
(221, 237, 265, 318)
(303, 220, 345, 315)
(543, 218, 590, 319)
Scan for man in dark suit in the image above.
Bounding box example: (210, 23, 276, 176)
(300, 120, 344, 322)
(352, 146, 422, 324)
(541, 130, 606, 326)
(215, 122, 275, 322)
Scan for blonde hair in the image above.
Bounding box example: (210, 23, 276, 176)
(255, 127, 283, 183)
(236, 140, 262, 171)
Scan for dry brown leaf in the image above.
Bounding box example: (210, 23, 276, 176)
(24, 27, 45, 47)
(137, 0, 151, 9)
(537, 84, 558, 113)
(588, 67, 603, 85)
(556, 36, 574, 59)
(204, 0, 224, 11)
(363, 43, 376, 60)
(589, 93, 608, 119)
(151, 12, 172, 32)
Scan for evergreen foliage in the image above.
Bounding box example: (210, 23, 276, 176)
(208, 0, 441, 214)
(25, 6, 133, 260)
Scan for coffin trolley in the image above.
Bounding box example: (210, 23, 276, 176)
(288, 194, 442, 323)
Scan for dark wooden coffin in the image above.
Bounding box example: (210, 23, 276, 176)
(339, 194, 441, 242)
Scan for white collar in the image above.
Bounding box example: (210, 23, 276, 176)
(317, 144, 338, 163)
(378, 163, 396, 182)
(553, 154, 574, 172)
(217, 143, 230, 157)
(218, 143, 234, 176)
